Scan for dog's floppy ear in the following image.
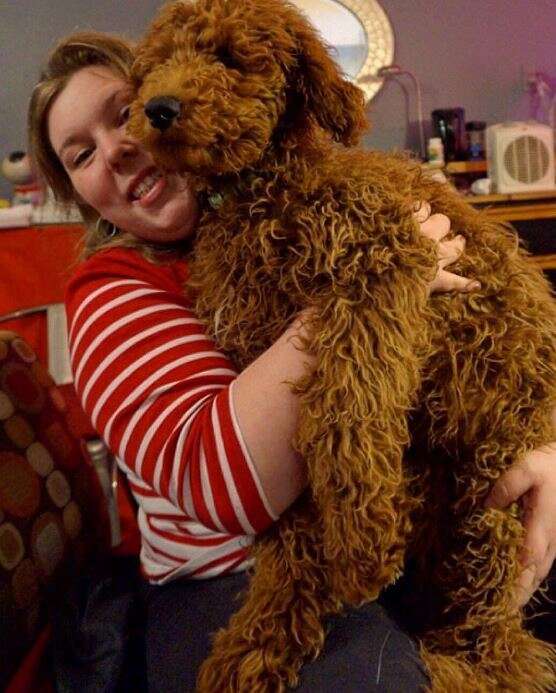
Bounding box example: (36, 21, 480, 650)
(209, 0, 367, 146)
(132, 1, 196, 83)
(286, 5, 368, 146)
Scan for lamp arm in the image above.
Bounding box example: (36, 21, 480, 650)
(402, 69, 426, 160)
(376, 65, 426, 160)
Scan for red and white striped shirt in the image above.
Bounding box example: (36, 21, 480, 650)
(66, 247, 277, 583)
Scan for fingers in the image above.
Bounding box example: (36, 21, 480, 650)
(413, 201, 431, 223)
(516, 493, 556, 606)
(428, 269, 480, 294)
(484, 464, 535, 509)
(485, 449, 556, 607)
(536, 549, 555, 588)
(520, 484, 554, 575)
(413, 201, 453, 242)
(413, 201, 481, 295)
(419, 213, 452, 242)
(521, 518, 550, 571)
(511, 515, 551, 608)
(514, 549, 554, 608)
(413, 202, 451, 241)
(438, 235, 466, 269)
(514, 564, 537, 607)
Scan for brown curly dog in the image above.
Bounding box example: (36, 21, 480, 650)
(128, 0, 556, 690)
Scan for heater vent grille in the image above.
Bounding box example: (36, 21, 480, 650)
(486, 121, 555, 193)
(503, 135, 550, 184)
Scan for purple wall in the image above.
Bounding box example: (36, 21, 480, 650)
(364, 0, 556, 155)
(1, 0, 555, 199)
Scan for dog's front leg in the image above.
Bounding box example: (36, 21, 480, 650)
(197, 500, 336, 692)
(292, 258, 433, 605)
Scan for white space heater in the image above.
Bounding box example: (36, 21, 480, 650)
(486, 121, 555, 193)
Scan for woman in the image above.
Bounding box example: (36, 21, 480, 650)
(29, 32, 556, 692)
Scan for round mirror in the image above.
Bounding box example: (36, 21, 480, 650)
(291, 0, 394, 102)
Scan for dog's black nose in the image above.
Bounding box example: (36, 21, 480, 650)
(144, 96, 182, 132)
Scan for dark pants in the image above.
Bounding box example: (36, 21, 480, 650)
(50, 556, 147, 693)
(142, 572, 429, 692)
(51, 559, 556, 692)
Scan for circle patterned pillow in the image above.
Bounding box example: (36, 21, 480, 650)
(0, 334, 108, 689)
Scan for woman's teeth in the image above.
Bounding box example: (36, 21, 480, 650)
(132, 171, 162, 200)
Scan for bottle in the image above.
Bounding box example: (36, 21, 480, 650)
(427, 137, 445, 167)
(465, 121, 486, 160)
(431, 108, 466, 161)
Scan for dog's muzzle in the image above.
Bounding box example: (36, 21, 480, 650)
(144, 96, 182, 132)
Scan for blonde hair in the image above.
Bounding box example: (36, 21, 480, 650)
(28, 31, 162, 259)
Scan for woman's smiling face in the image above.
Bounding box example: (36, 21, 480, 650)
(48, 65, 199, 243)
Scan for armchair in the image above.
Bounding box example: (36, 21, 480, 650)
(0, 329, 111, 690)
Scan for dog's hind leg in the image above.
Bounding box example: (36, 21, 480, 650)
(412, 257, 556, 691)
(420, 499, 556, 692)
(405, 445, 556, 692)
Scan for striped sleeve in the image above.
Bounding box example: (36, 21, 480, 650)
(65, 248, 277, 536)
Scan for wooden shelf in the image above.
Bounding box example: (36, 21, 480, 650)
(532, 254, 556, 270)
(445, 160, 487, 174)
(421, 160, 488, 175)
(465, 190, 556, 223)
(467, 190, 556, 204)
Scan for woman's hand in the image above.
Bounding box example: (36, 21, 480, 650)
(414, 202, 480, 295)
(485, 441, 556, 607)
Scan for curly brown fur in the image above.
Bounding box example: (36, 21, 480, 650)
(129, 0, 556, 690)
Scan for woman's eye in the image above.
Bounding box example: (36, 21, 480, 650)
(73, 148, 93, 167)
(119, 104, 131, 125)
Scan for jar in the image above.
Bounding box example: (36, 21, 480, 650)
(465, 121, 486, 160)
(431, 108, 466, 161)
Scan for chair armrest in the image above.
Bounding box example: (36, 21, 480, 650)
(0, 304, 72, 385)
(84, 439, 122, 549)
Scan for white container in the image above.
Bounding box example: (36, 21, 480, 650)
(427, 137, 445, 167)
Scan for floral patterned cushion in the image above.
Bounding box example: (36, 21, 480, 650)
(0, 332, 109, 689)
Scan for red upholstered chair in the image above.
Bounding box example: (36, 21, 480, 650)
(0, 306, 141, 558)
(0, 330, 113, 690)
(0, 227, 141, 563)
(0, 228, 142, 689)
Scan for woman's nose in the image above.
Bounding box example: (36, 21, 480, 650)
(103, 134, 137, 169)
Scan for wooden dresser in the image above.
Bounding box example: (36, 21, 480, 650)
(467, 190, 556, 288)
(441, 160, 556, 287)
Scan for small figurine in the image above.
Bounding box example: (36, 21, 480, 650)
(1, 151, 44, 206)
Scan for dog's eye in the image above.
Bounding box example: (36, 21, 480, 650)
(215, 46, 239, 69)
